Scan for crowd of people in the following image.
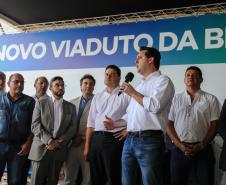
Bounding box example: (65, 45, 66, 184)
(0, 46, 225, 185)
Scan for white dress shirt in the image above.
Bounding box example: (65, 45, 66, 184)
(52, 96, 63, 138)
(124, 70, 175, 132)
(87, 87, 130, 132)
(168, 90, 221, 142)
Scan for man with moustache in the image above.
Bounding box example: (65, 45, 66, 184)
(29, 76, 77, 185)
(33, 76, 49, 101)
(0, 73, 35, 185)
(167, 66, 221, 185)
(84, 65, 130, 185)
(63, 74, 95, 185)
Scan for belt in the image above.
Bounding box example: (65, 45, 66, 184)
(93, 131, 114, 136)
(182, 142, 200, 145)
(128, 130, 163, 137)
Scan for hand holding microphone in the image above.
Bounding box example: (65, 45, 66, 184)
(118, 72, 134, 96)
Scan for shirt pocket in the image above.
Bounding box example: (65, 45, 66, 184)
(0, 109, 7, 121)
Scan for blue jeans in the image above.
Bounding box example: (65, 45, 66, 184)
(170, 143, 214, 185)
(0, 143, 27, 185)
(122, 135, 165, 185)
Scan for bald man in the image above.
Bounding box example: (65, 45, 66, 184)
(0, 73, 35, 185)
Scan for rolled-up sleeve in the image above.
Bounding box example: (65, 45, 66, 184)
(143, 76, 174, 113)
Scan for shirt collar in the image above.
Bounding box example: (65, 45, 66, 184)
(81, 94, 93, 102)
(185, 89, 202, 96)
(51, 96, 63, 104)
(142, 70, 161, 81)
(7, 92, 24, 102)
(104, 86, 120, 94)
(34, 93, 49, 100)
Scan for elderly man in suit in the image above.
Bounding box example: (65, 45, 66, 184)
(29, 76, 77, 185)
(63, 74, 95, 185)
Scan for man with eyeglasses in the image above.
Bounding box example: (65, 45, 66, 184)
(167, 66, 221, 185)
(29, 76, 77, 185)
(0, 73, 35, 185)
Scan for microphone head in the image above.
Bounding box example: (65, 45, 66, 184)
(125, 72, 134, 83)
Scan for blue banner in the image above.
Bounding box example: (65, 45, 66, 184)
(0, 13, 226, 71)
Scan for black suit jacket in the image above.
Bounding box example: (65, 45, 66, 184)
(219, 99, 226, 171)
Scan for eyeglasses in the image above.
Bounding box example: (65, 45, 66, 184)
(10, 80, 25, 85)
(53, 83, 66, 88)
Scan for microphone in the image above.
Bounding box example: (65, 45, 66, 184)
(118, 72, 134, 96)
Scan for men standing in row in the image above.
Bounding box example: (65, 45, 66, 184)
(29, 76, 77, 185)
(84, 65, 130, 185)
(33, 76, 49, 101)
(0, 73, 35, 185)
(63, 74, 96, 185)
(167, 66, 221, 185)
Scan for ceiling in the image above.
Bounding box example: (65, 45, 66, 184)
(0, 0, 225, 25)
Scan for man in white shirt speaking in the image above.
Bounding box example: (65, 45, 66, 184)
(105, 46, 175, 185)
(167, 66, 221, 185)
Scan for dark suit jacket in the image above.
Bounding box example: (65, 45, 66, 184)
(28, 97, 77, 162)
(219, 99, 226, 171)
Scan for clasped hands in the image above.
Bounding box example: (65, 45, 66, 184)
(46, 139, 62, 150)
(178, 142, 204, 156)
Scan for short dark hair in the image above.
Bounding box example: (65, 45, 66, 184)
(105, 65, 121, 77)
(8, 73, 24, 82)
(140, 46, 161, 70)
(185, 66, 203, 79)
(80, 74, 96, 86)
(0, 72, 6, 82)
(50, 76, 64, 87)
(34, 76, 49, 86)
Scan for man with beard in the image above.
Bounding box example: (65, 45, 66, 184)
(29, 76, 77, 185)
(0, 73, 35, 185)
(33, 76, 49, 101)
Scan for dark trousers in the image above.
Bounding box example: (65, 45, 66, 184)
(0, 143, 28, 185)
(88, 132, 124, 185)
(21, 158, 31, 185)
(170, 143, 215, 185)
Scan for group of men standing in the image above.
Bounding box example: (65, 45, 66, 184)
(0, 45, 225, 185)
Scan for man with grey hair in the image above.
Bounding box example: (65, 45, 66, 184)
(33, 76, 49, 101)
